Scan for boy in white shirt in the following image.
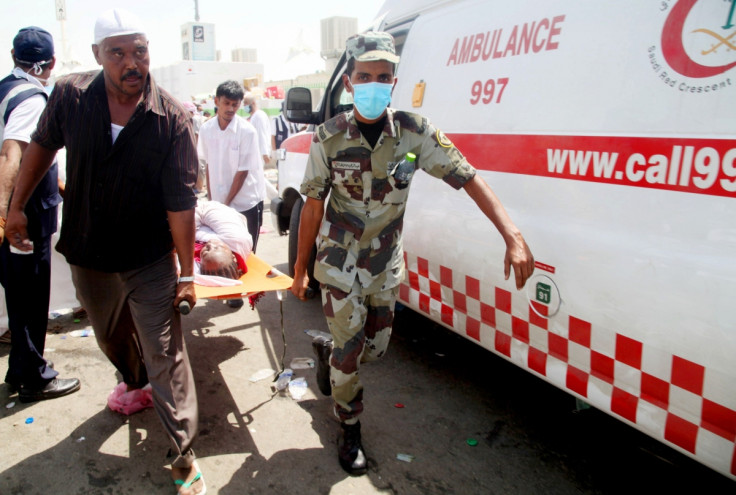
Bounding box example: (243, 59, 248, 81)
(198, 81, 265, 252)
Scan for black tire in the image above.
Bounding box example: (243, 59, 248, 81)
(288, 196, 319, 295)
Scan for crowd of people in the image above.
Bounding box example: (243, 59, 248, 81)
(0, 8, 533, 493)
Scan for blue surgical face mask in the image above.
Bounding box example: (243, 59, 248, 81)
(351, 81, 393, 120)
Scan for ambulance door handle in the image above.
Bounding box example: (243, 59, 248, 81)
(412, 80, 426, 108)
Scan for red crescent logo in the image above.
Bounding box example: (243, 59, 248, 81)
(661, 0, 736, 78)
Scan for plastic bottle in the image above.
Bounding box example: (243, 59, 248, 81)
(288, 377, 308, 400)
(275, 368, 293, 391)
(70, 328, 94, 337)
(249, 368, 276, 382)
(290, 357, 315, 369)
(393, 152, 417, 190)
(304, 329, 331, 340)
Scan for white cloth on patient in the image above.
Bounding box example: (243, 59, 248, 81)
(193, 200, 253, 287)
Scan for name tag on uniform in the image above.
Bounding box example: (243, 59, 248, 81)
(333, 161, 361, 171)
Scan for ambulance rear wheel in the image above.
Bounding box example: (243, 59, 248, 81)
(288, 196, 319, 297)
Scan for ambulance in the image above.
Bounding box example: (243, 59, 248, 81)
(272, 0, 736, 480)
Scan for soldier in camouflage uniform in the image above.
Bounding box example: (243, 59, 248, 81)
(291, 32, 534, 476)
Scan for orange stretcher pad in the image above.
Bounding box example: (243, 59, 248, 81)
(194, 254, 293, 300)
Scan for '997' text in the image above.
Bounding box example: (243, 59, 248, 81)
(470, 77, 509, 105)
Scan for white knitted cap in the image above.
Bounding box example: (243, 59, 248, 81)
(94, 9, 145, 44)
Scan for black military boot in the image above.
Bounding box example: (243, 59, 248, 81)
(338, 421, 367, 475)
(312, 335, 333, 396)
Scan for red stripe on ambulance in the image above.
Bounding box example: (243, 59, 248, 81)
(450, 133, 736, 198)
(285, 132, 736, 198)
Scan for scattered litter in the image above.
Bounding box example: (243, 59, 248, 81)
(70, 328, 94, 337)
(25, 417, 34, 424)
(304, 329, 331, 340)
(107, 382, 153, 415)
(435, 353, 445, 357)
(60, 335, 67, 339)
(45, 348, 55, 352)
(290, 357, 314, 369)
(76, 436, 86, 443)
(288, 377, 308, 400)
(394, 403, 405, 408)
(72, 308, 88, 319)
(275, 369, 293, 391)
(574, 398, 591, 412)
(73, 319, 81, 323)
(6, 402, 15, 409)
(466, 438, 478, 446)
(249, 369, 275, 382)
(48, 308, 72, 319)
(396, 453, 414, 462)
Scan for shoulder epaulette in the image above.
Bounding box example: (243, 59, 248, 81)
(393, 111, 428, 135)
(315, 112, 351, 143)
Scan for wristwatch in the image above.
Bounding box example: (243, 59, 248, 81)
(178, 276, 195, 283)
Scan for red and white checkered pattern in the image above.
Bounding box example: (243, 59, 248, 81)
(400, 252, 736, 480)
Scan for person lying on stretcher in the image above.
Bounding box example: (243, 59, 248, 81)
(193, 200, 252, 286)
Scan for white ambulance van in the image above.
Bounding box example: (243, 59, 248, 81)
(272, 0, 736, 480)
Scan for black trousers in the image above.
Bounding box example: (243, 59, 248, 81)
(0, 235, 57, 388)
(240, 200, 264, 253)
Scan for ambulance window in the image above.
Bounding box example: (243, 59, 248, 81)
(390, 28, 409, 57)
(328, 59, 353, 118)
(337, 88, 353, 106)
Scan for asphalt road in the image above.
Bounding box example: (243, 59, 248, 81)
(1, 203, 735, 494)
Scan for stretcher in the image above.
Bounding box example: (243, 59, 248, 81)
(181, 254, 294, 374)
(193, 254, 293, 301)
(179, 254, 292, 313)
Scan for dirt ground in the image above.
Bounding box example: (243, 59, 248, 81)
(2, 205, 735, 494)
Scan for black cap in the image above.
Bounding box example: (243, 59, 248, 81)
(13, 27, 54, 64)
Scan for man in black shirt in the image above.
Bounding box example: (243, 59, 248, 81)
(6, 9, 204, 494)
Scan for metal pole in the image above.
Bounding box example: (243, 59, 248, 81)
(56, 0, 71, 74)
(60, 19, 69, 63)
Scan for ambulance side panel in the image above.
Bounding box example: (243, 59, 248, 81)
(388, 0, 736, 480)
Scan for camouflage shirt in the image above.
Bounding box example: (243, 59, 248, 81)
(300, 109, 476, 295)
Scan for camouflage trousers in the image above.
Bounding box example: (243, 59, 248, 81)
(321, 281, 400, 424)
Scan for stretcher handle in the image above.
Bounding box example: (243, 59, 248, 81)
(179, 301, 191, 315)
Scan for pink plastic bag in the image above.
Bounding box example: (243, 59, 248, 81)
(107, 382, 153, 415)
